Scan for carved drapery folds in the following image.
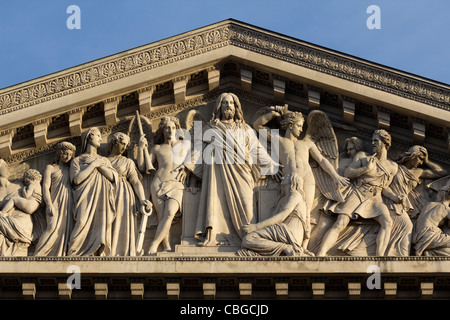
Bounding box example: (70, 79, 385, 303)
(0, 91, 447, 258)
(0, 21, 448, 258)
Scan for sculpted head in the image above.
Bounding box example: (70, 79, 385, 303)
(280, 112, 304, 138)
(398, 145, 428, 168)
(212, 93, 244, 124)
(344, 137, 364, 158)
(372, 129, 391, 154)
(281, 172, 304, 194)
(154, 116, 182, 144)
(81, 127, 102, 153)
(54, 141, 76, 164)
(108, 132, 131, 156)
(23, 169, 42, 185)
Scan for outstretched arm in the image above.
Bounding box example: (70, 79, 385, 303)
(309, 142, 350, 188)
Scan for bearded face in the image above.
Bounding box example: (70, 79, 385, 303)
(220, 95, 236, 121)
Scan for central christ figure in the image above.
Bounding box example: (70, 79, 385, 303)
(192, 92, 280, 247)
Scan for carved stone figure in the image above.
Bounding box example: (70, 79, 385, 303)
(33, 141, 76, 256)
(191, 93, 281, 247)
(252, 106, 349, 252)
(137, 117, 190, 254)
(384, 145, 447, 256)
(0, 161, 41, 256)
(337, 137, 368, 175)
(240, 173, 311, 256)
(108, 132, 152, 256)
(0, 169, 42, 215)
(67, 127, 118, 256)
(317, 129, 399, 256)
(412, 188, 450, 256)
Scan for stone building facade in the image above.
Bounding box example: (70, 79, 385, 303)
(0, 19, 449, 300)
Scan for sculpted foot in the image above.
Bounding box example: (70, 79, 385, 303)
(196, 230, 214, 247)
(283, 244, 295, 256)
(147, 245, 158, 255)
(302, 248, 315, 257)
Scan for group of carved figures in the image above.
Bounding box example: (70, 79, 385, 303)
(0, 92, 449, 257)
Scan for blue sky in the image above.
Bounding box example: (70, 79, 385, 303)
(1, 0, 450, 89)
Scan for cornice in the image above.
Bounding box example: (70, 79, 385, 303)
(227, 23, 450, 112)
(0, 20, 448, 119)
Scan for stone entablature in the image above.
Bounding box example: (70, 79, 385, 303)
(1, 257, 450, 299)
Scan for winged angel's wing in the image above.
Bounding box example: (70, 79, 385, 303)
(305, 110, 345, 202)
(127, 112, 154, 162)
(7, 162, 30, 182)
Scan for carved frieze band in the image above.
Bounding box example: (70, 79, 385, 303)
(0, 21, 449, 119)
(0, 25, 232, 115)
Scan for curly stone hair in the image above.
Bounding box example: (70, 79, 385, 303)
(23, 169, 42, 182)
(280, 112, 304, 131)
(54, 141, 76, 164)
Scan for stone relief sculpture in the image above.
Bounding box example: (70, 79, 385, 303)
(33, 142, 76, 256)
(317, 129, 400, 256)
(189, 93, 281, 247)
(107, 132, 152, 256)
(250, 106, 350, 254)
(0, 93, 448, 258)
(412, 188, 450, 256)
(0, 169, 42, 216)
(383, 145, 447, 256)
(137, 116, 190, 255)
(0, 160, 42, 256)
(240, 173, 310, 256)
(67, 127, 118, 256)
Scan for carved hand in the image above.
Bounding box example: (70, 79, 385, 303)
(139, 136, 148, 149)
(394, 194, 406, 204)
(172, 165, 187, 184)
(334, 174, 350, 188)
(243, 223, 257, 234)
(140, 200, 153, 216)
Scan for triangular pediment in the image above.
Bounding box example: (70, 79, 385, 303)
(1, 19, 450, 300)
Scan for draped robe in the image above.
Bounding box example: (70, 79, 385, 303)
(193, 120, 279, 245)
(67, 155, 117, 256)
(34, 165, 74, 256)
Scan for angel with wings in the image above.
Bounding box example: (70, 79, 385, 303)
(132, 115, 191, 255)
(250, 106, 350, 254)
